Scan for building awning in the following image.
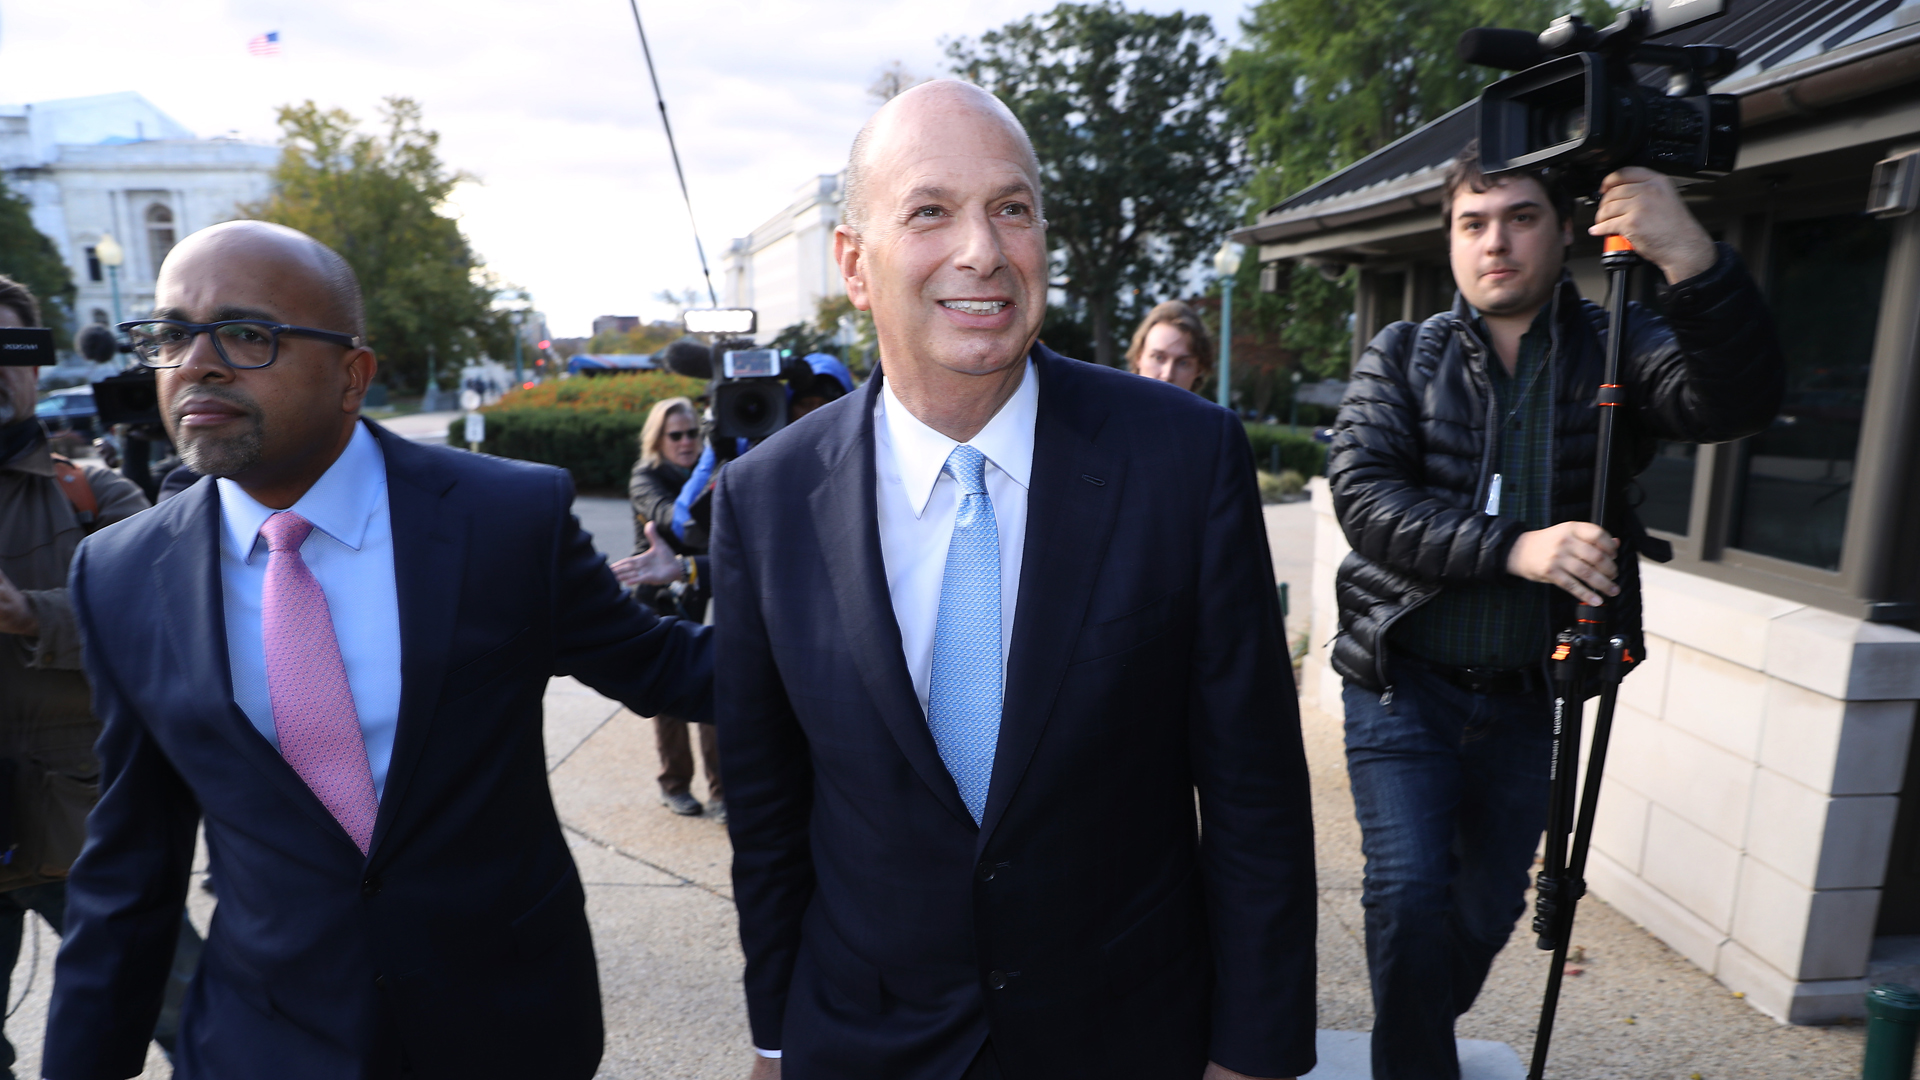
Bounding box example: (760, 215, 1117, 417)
(1233, 0, 1920, 261)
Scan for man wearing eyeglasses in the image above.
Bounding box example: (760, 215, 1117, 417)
(43, 220, 709, 1080)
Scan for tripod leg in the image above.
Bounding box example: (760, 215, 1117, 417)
(1526, 678, 1621, 1080)
(1534, 687, 1580, 950)
(1567, 676, 1621, 901)
(1528, 931, 1576, 1080)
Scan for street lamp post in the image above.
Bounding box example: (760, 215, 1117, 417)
(511, 311, 525, 387)
(1289, 369, 1303, 434)
(96, 233, 125, 326)
(1213, 241, 1243, 413)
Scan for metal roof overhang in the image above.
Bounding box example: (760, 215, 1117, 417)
(1233, 21, 1920, 264)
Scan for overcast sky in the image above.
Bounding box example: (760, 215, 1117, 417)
(1, 0, 1251, 336)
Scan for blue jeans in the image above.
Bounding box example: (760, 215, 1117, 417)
(1342, 658, 1554, 1080)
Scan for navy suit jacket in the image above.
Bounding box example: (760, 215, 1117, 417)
(713, 347, 1317, 1080)
(46, 422, 712, 1080)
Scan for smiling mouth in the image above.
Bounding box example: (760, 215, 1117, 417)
(940, 300, 1009, 316)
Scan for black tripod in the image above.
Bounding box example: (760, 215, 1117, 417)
(1526, 234, 1639, 1080)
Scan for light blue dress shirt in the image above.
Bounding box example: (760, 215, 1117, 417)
(217, 421, 403, 797)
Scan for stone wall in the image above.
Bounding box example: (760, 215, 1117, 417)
(1303, 478, 1920, 1023)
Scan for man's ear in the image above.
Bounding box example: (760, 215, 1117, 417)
(341, 347, 378, 413)
(834, 225, 871, 312)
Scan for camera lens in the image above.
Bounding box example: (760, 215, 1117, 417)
(1547, 105, 1586, 146)
(732, 394, 768, 428)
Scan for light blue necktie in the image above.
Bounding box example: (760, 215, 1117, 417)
(925, 444, 1002, 824)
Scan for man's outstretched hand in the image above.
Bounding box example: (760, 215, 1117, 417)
(610, 523, 685, 588)
(1507, 521, 1620, 606)
(1204, 1062, 1293, 1080)
(747, 1054, 780, 1079)
(0, 569, 37, 637)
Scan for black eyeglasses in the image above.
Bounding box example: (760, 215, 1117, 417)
(116, 319, 364, 370)
(664, 429, 699, 442)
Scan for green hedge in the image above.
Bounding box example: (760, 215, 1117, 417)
(447, 385, 1330, 488)
(1242, 422, 1328, 477)
(446, 372, 707, 489)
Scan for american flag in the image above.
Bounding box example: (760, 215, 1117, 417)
(247, 31, 281, 57)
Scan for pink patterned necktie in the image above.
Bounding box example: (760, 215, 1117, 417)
(260, 511, 380, 855)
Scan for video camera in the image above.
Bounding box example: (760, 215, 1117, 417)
(666, 309, 832, 459)
(90, 368, 163, 429)
(0, 327, 56, 366)
(1461, 0, 1740, 185)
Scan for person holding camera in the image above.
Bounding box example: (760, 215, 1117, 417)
(619, 396, 723, 819)
(1328, 143, 1784, 1080)
(0, 275, 207, 1072)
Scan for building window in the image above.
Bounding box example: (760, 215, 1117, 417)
(1730, 212, 1893, 570)
(1638, 441, 1696, 535)
(85, 246, 102, 283)
(146, 204, 177, 278)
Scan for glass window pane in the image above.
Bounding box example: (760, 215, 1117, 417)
(1731, 213, 1891, 570)
(1636, 440, 1695, 535)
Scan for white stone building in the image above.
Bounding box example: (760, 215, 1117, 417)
(0, 92, 279, 330)
(722, 173, 846, 344)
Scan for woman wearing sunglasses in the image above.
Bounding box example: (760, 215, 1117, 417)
(617, 396, 723, 820)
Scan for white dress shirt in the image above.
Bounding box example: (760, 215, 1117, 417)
(218, 421, 403, 797)
(874, 359, 1036, 714)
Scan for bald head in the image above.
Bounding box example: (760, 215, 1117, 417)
(843, 80, 1042, 237)
(151, 219, 378, 509)
(161, 220, 365, 341)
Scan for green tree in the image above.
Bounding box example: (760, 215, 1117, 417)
(0, 175, 76, 339)
(808, 293, 878, 374)
(1223, 0, 1613, 380)
(948, 2, 1245, 367)
(768, 321, 839, 360)
(245, 97, 509, 391)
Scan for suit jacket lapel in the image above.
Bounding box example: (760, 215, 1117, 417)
(152, 479, 360, 848)
(366, 423, 464, 857)
(809, 375, 975, 828)
(978, 349, 1123, 846)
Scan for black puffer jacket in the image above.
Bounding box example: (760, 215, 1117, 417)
(1329, 244, 1784, 696)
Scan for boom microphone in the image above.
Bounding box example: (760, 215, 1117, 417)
(1458, 27, 1546, 71)
(660, 337, 713, 380)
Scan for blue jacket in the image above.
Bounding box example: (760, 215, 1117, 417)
(712, 345, 1318, 1079)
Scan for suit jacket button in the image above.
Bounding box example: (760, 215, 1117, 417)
(374, 973, 388, 991)
(362, 875, 382, 898)
(976, 861, 995, 882)
(988, 970, 1007, 990)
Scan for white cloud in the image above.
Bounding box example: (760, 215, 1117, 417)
(1, 0, 1247, 335)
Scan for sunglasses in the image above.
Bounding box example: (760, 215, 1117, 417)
(664, 429, 699, 442)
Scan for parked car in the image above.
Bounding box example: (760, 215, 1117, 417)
(35, 386, 98, 453)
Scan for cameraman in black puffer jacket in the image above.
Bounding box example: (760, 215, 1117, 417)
(1327, 142, 1783, 1080)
